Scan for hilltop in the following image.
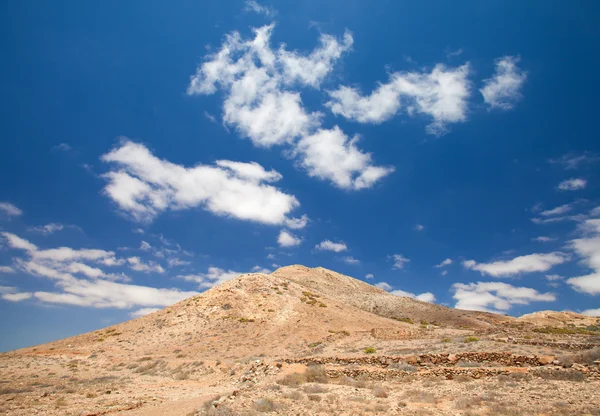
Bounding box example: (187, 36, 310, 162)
(1, 265, 599, 416)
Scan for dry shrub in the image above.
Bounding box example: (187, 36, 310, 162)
(572, 347, 600, 364)
(530, 368, 585, 382)
(403, 389, 440, 404)
(277, 372, 306, 387)
(372, 404, 389, 413)
(254, 398, 276, 412)
(305, 365, 328, 383)
(307, 394, 321, 402)
(455, 395, 484, 409)
(372, 387, 388, 398)
(282, 390, 303, 401)
(453, 374, 473, 383)
(303, 384, 328, 394)
(388, 363, 418, 372)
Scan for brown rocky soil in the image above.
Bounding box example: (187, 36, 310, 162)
(1, 265, 599, 415)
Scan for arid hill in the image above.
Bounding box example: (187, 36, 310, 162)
(1, 265, 599, 416)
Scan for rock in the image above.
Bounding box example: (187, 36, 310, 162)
(538, 356, 555, 365)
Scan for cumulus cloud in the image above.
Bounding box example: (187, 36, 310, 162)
(315, 240, 347, 252)
(452, 281, 555, 313)
(557, 178, 587, 191)
(533, 236, 556, 243)
(376, 281, 436, 303)
(581, 308, 600, 317)
(365, 273, 374, 279)
(277, 230, 301, 247)
(462, 252, 569, 277)
(566, 218, 600, 295)
(0, 266, 15, 273)
(284, 214, 309, 229)
(391, 254, 410, 270)
(101, 140, 300, 224)
(480, 56, 527, 110)
(326, 64, 471, 136)
(187, 24, 393, 190)
(0, 202, 22, 218)
(435, 258, 452, 268)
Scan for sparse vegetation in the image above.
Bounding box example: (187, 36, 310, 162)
(364, 347, 377, 354)
(464, 336, 479, 343)
(441, 337, 452, 343)
(392, 316, 414, 324)
(254, 398, 276, 412)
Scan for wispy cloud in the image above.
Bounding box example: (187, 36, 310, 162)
(0, 202, 22, 218)
(244, 0, 276, 17)
(391, 254, 410, 270)
(557, 178, 587, 191)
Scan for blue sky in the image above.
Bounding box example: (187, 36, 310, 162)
(1, 0, 600, 351)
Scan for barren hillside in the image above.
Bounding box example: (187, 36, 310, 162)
(1, 265, 599, 416)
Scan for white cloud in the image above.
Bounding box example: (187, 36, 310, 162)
(133, 228, 145, 234)
(277, 230, 301, 247)
(187, 25, 392, 190)
(377, 281, 436, 303)
(1, 233, 197, 309)
(533, 236, 556, 243)
(441, 270, 448, 276)
(391, 254, 410, 270)
(581, 308, 600, 317)
(295, 127, 394, 190)
(375, 282, 392, 291)
(480, 56, 527, 110)
(53, 143, 72, 152)
(540, 203, 573, 216)
(251, 265, 271, 274)
(101, 140, 300, 224)
(140, 241, 152, 251)
(244, 0, 276, 17)
(415, 224, 424, 231)
(549, 152, 599, 170)
(130, 307, 161, 318)
(452, 281, 555, 313)
(126, 257, 165, 273)
(0, 266, 15, 273)
(545, 274, 564, 282)
(342, 256, 360, 265)
(462, 252, 569, 277)
(365, 273, 374, 279)
(558, 178, 587, 191)
(27, 223, 65, 235)
(326, 64, 471, 136)
(435, 258, 452, 268)
(2, 292, 33, 302)
(167, 258, 190, 267)
(0, 202, 22, 218)
(315, 240, 347, 252)
(284, 214, 309, 230)
(566, 219, 600, 295)
(177, 267, 246, 289)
